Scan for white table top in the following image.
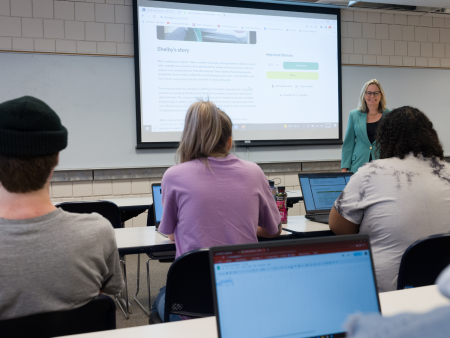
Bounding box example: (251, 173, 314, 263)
(53, 197, 153, 208)
(60, 285, 450, 338)
(114, 216, 328, 251)
(115, 226, 173, 250)
(286, 189, 302, 198)
(284, 215, 330, 232)
(106, 197, 152, 208)
(380, 285, 450, 316)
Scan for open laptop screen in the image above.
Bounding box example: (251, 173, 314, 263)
(152, 184, 163, 224)
(299, 173, 352, 213)
(211, 236, 380, 338)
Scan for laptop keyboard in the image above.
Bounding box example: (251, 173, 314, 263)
(305, 214, 329, 224)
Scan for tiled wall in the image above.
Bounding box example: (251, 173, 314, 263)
(1, 1, 450, 68)
(48, 165, 349, 225)
(341, 9, 450, 68)
(49, 173, 306, 226)
(0, 0, 133, 55)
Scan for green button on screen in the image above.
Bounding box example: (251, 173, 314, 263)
(283, 62, 319, 70)
(266, 71, 319, 80)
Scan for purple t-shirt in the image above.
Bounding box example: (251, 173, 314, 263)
(159, 154, 281, 258)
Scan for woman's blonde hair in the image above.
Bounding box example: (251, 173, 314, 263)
(176, 100, 232, 164)
(357, 79, 387, 113)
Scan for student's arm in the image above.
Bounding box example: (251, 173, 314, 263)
(101, 227, 125, 295)
(341, 111, 357, 170)
(257, 223, 282, 238)
(167, 233, 175, 241)
(257, 170, 282, 238)
(330, 172, 366, 236)
(158, 176, 178, 237)
(329, 207, 360, 235)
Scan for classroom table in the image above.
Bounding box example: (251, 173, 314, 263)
(115, 215, 329, 256)
(114, 215, 328, 317)
(59, 285, 450, 338)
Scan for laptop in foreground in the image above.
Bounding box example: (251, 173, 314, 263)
(298, 172, 353, 224)
(210, 235, 380, 338)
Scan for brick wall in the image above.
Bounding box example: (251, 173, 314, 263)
(1, 1, 450, 67)
(48, 168, 349, 225)
(0, 0, 133, 55)
(341, 9, 450, 68)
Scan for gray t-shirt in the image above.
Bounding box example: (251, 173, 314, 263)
(0, 208, 124, 320)
(334, 154, 450, 292)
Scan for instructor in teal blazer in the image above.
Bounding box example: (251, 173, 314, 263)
(341, 79, 390, 173)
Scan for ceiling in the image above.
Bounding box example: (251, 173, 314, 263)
(364, 0, 450, 8)
(270, 0, 450, 13)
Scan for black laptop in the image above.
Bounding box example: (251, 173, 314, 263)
(298, 172, 353, 224)
(210, 235, 380, 338)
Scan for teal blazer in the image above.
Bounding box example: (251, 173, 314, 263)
(341, 108, 390, 173)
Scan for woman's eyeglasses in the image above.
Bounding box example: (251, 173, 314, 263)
(365, 91, 381, 97)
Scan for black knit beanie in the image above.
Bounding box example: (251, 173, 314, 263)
(0, 96, 68, 156)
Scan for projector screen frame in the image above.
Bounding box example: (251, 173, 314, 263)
(133, 0, 343, 149)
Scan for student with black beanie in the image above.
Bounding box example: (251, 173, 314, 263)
(0, 96, 124, 320)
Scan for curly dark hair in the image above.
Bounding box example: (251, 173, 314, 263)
(375, 106, 443, 160)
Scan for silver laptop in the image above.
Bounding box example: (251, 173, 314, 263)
(298, 172, 353, 224)
(210, 235, 380, 338)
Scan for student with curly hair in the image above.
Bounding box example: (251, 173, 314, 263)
(329, 106, 450, 292)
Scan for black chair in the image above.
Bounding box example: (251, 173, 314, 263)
(57, 201, 122, 229)
(397, 233, 450, 290)
(134, 210, 176, 317)
(0, 295, 115, 338)
(56, 201, 130, 318)
(149, 249, 214, 324)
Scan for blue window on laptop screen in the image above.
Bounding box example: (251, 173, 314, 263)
(152, 185, 163, 223)
(213, 239, 379, 338)
(300, 176, 349, 211)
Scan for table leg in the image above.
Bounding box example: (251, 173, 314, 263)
(114, 256, 133, 319)
(134, 254, 151, 317)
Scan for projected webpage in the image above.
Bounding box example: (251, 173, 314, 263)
(137, 0, 339, 143)
(300, 175, 351, 211)
(213, 240, 379, 338)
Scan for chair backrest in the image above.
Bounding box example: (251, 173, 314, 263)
(0, 295, 116, 338)
(57, 201, 122, 229)
(164, 249, 214, 322)
(397, 233, 450, 290)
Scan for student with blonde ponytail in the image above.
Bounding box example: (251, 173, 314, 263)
(154, 101, 282, 322)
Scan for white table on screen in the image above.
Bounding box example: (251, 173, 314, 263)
(60, 285, 450, 338)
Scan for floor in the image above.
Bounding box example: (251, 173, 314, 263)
(113, 253, 171, 329)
